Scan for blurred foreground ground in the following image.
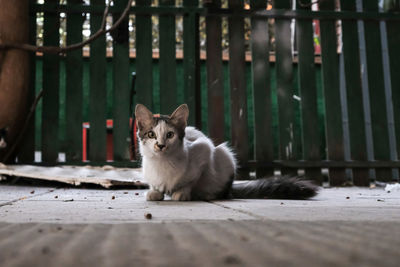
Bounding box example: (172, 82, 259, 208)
(0, 184, 399, 266)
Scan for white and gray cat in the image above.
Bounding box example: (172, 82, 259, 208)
(135, 103, 318, 201)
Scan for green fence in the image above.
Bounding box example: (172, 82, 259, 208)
(19, 0, 400, 186)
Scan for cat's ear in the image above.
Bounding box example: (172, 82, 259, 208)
(135, 104, 153, 130)
(170, 104, 189, 128)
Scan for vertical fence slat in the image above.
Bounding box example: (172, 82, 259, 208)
(250, 0, 273, 177)
(363, 0, 392, 182)
(112, 0, 131, 161)
(89, 0, 107, 162)
(319, 0, 346, 186)
(183, 0, 201, 128)
(65, 0, 83, 162)
(341, 0, 369, 186)
(274, 0, 296, 175)
(386, 20, 400, 181)
(41, 0, 60, 163)
(228, 0, 249, 178)
(18, 0, 37, 163)
(136, 0, 153, 109)
(295, 0, 322, 184)
(159, 0, 177, 114)
(205, 0, 224, 144)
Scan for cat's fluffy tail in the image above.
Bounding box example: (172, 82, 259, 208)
(231, 176, 318, 200)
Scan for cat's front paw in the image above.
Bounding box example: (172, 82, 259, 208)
(146, 190, 164, 201)
(171, 191, 191, 201)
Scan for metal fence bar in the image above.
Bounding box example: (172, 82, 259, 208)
(183, 0, 201, 128)
(228, 0, 249, 179)
(319, 0, 346, 186)
(295, 0, 323, 184)
(65, 0, 84, 162)
(89, 0, 107, 161)
(363, 0, 393, 182)
(386, 18, 400, 181)
(275, 0, 297, 175)
(341, 0, 369, 186)
(135, 0, 153, 109)
(250, 0, 274, 177)
(41, 0, 60, 163)
(206, 0, 225, 145)
(159, 0, 177, 114)
(112, 0, 131, 161)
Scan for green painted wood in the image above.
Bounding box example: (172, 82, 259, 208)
(228, 0, 249, 179)
(274, 0, 296, 175)
(159, 0, 177, 114)
(41, 0, 60, 163)
(340, 0, 369, 186)
(250, 0, 273, 177)
(205, 0, 224, 145)
(183, 0, 201, 128)
(319, 0, 346, 186)
(386, 20, 400, 181)
(112, 0, 131, 161)
(65, 0, 84, 162)
(363, 0, 392, 182)
(18, 0, 37, 163)
(89, 0, 107, 162)
(135, 0, 153, 110)
(295, 0, 322, 184)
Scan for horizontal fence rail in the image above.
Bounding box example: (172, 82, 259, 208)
(16, 0, 400, 186)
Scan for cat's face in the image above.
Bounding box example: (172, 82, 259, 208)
(135, 104, 189, 156)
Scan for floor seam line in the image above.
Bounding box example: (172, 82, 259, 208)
(207, 201, 265, 220)
(0, 188, 57, 208)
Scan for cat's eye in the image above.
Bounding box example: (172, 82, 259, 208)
(166, 131, 174, 139)
(147, 131, 156, 138)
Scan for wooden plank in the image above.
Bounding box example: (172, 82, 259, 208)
(41, 0, 60, 163)
(319, 0, 346, 186)
(135, 0, 153, 109)
(250, 0, 273, 177)
(18, 0, 37, 163)
(386, 20, 400, 181)
(228, 0, 249, 178)
(65, 0, 84, 162)
(205, 0, 224, 145)
(112, 0, 131, 161)
(363, 0, 392, 182)
(159, 0, 177, 114)
(295, 0, 322, 184)
(0, 165, 144, 188)
(183, 0, 201, 128)
(274, 0, 296, 175)
(340, 0, 369, 186)
(89, 0, 107, 162)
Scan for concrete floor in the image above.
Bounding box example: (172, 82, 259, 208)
(0, 184, 400, 266)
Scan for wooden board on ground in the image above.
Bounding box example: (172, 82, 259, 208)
(0, 164, 145, 188)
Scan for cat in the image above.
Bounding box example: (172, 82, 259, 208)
(135, 103, 318, 201)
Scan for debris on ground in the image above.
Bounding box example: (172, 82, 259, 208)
(144, 213, 152, 220)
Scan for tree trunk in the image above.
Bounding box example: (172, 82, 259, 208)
(0, 0, 30, 162)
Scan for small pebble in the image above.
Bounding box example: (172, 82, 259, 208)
(346, 196, 350, 199)
(54, 195, 58, 199)
(377, 199, 384, 202)
(112, 196, 115, 200)
(123, 192, 128, 194)
(30, 190, 35, 194)
(135, 192, 139, 196)
(144, 213, 152, 220)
